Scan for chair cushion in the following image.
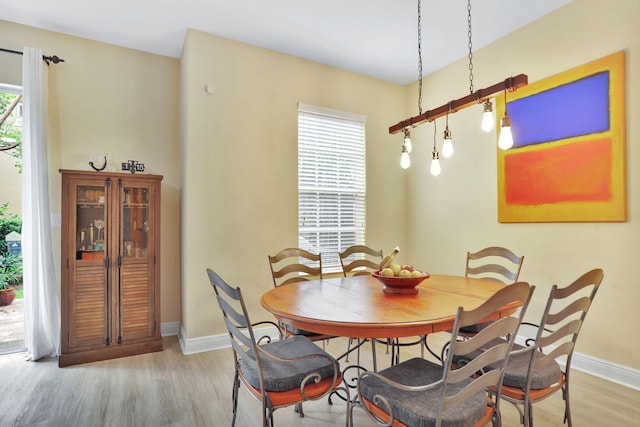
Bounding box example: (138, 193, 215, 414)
(453, 339, 562, 390)
(240, 335, 337, 392)
(359, 357, 486, 427)
(502, 342, 562, 390)
(459, 321, 492, 334)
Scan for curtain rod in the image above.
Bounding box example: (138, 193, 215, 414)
(0, 47, 65, 65)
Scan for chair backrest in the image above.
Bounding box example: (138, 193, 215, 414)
(207, 268, 266, 389)
(466, 246, 524, 284)
(339, 245, 383, 277)
(440, 281, 535, 422)
(521, 268, 604, 390)
(268, 247, 323, 287)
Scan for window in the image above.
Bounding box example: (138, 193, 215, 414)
(298, 103, 367, 272)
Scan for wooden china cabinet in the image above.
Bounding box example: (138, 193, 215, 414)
(59, 169, 163, 367)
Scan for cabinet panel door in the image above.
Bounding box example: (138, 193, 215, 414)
(119, 263, 155, 341)
(69, 264, 108, 348)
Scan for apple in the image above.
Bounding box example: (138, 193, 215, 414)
(411, 270, 424, 278)
(398, 269, 412, 278)
(402, 264, 415, 272)
(390, 263, 402, 276)
(381, 268, 394, 277)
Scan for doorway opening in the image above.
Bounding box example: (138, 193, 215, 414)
(0, 84, 25, 354)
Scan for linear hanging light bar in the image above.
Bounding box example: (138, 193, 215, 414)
(389, 74, 528, 135)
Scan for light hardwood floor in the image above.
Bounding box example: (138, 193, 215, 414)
(1, 335, 638, 426)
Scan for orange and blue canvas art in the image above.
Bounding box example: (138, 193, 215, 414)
(497, 51, 626, 222)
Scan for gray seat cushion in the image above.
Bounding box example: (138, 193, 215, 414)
(459, 321, 492, 334)
(240, 335, 337, 392)
(502, 342, 562, 389)
(453, 339, 562, 390)
(359, 357, 486, 427)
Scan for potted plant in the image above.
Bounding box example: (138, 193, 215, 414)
(0, 253, 22, 306)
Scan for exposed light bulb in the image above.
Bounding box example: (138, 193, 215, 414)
(481, 100, 495, 132)
(498, 115, 514, 150)
(400, 144, 411, 169)
(442, 128, 454, 158)
(430, 150, 441, 176)
(403, 129, 413, 153)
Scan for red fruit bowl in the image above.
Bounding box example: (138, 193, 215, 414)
(372, 271, 430, 295)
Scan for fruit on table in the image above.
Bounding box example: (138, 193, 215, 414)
(398, 269, 412, 278)
(379, 246, 400, 270)
(377, 257, 427, 278)
(390, 263, 402, 275)
(381, 268, 395, 277)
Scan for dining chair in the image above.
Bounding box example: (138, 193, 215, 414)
(456, 268, 603, 427)
(465, 246, 524, 285)
(339, 245, 383, 277)
(348, 281, 534, 427)
(426, 246, 526, 362)
(207, 268, 347, 427)
(267, 248, 334, 343)
(338, 245, 383, 368)
(268, 247, 323, 286)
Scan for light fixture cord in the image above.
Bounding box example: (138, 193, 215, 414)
(433, 119, 437, 151)
(417, 0, 423, 115)
(504, 86, 508, 115)
(467, 0, 474, 94)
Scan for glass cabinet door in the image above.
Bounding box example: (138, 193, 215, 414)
(122, 186, 149, 258)
(76, 185, 107, 260)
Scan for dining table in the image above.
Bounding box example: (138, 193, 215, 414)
(260, 273, 521, 340)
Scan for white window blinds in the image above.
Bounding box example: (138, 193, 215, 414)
(298, 103, 367, 272)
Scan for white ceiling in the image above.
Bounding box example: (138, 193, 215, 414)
(0, 0, 572, 85)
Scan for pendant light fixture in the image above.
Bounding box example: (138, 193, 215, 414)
(430, 120, 441, 176)
(481, 100, 495, 132)
(498, 85, 514, 150)
(403, 128, 413, 153)
(390, 0, 528, 168)
(398, 0, 424, 169)
(442, 105, 454, 158)
(400, 143, 411, 169)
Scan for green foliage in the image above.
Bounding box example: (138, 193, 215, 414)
(0, 203, 22, 257)
(0, 253, 22, 290)
(0, 91, 23, 173)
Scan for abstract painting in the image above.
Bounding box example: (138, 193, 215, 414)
(497, 51, 626, 222)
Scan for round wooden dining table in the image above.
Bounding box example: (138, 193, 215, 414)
(260, 274, 520, 339)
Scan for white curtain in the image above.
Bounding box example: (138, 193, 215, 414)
(22, 47, 61, 361)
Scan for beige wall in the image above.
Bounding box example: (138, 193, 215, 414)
(407, 0, 640, 369)
(180, 30, 407, 339)
(0, 20, 182, 323)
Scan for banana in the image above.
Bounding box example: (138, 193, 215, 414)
(379, 246, 400, 270)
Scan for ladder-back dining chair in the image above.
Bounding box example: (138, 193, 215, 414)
(348, 282, 534, 427)
(207, 268, 347, 427)
(427, 246, 526, 362)
(267, 248, 334, 343)
(457, 268, 603, 427)
(465, 246, 524, 285)
(339, 245, 383, 277)
(338, 245, 383, 370)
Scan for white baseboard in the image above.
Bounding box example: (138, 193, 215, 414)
(160, 321, 180, 337)
(176, 324, 281, 355)
(571, 351, 640, 391)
